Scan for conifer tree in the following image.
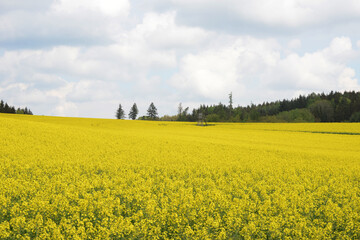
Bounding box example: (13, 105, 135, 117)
(116, 104, 125, 119)
(147, 102, 158, 120)
(129, 103, 139, 120)
(4, 103, 10, 113)
(0, 100, 32, 115)
(0, 100, 4, 112)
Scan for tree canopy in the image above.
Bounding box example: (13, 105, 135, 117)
(0, 99, 33, 115)
(116, 104, 125, 119)
(129, 103, 139, 120)
(158, 91, 360, 123)
(147, 102, 158, 120)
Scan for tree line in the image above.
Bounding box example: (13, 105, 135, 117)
(0, 99, 33, 115)
(116, 91, 360, 122)
(191, 91, 360, 122)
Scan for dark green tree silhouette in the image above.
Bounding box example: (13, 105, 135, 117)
(0, 99, 32, 115)
(116, 104, 125, 119)
(147, 102, 158, 120)
(309, 100, 334, 122)
(334, 97, 351, 121)
(0, 100, 4, 112)
(350, 111, 360, 122)
(129, 103, 139, 120)
(4, 103, 10, 113)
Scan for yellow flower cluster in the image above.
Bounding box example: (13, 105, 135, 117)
(0, 114, 359, 239)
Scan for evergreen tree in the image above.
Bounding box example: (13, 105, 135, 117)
(0, 100, 4, 112)
(4, 103, 10, 113)
(129, 103, 139, 120)
(116, 104, 125, 119)
(147, 102, 158, 120)
(0, 99, 33, 115)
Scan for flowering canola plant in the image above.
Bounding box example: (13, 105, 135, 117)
(0, 114, 360, 239)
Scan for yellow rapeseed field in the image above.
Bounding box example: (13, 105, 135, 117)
(0, 113, 360, 239)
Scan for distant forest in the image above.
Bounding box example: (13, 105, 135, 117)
(3, 91, 360, 122)
(160, 91, 360, 123)
(0, 99, 33, 115)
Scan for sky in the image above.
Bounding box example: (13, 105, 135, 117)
(1, 0, 360, 118)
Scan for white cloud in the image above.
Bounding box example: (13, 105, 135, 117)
(265, 37, 359, 92)
(0, 0, 130, 48)
(172, 36, 359, 104)
(288, 39, 301, 49)
(172, 52, 243, 100)
(52, 0, 130, 17)
(154, 0, 360, 29)
(0, 41, 176, 85)
(54, 101, 79, 117)
(171, 37, 280, 100)
(0, 0, 51, 13)
(128, 12, 211, 50)
(324, 37, 354, 60)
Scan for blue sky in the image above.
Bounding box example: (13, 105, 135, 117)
(0, 0, 360, 118)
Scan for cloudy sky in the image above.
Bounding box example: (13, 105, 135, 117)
(1, 0, 360, 118)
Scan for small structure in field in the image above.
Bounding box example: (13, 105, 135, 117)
(197, 113, 207, 126)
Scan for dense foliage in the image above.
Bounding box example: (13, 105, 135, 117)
(128, 103, 139, 120)
(147, 102, 158, 120)
(1, 114, 360, 239)
(116, 104, 125, 119)
(0, 100, 33, 115)
(166, 91, 360, 122)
